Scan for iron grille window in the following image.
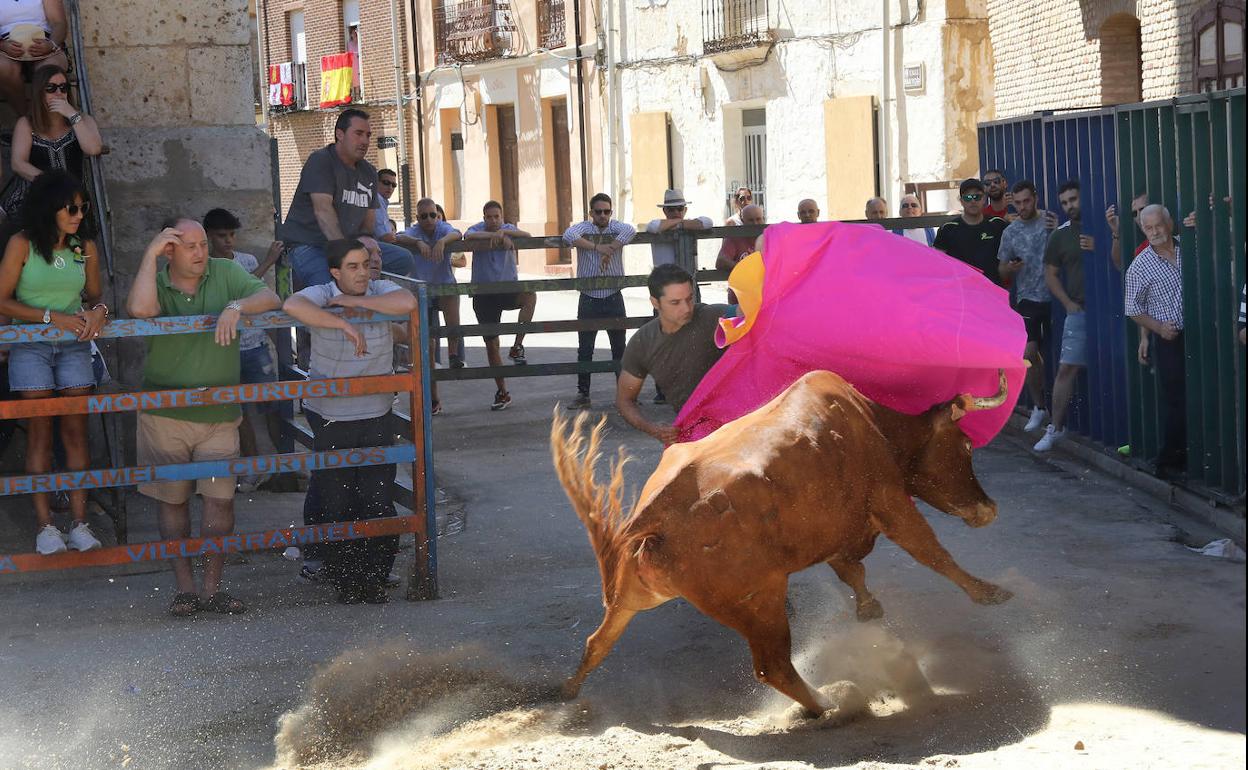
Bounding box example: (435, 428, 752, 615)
(433, 0, 519, 65)
(1193, 0, 1245, 92)
(702, 0, 770, 54)
(539, 0, 566, 49)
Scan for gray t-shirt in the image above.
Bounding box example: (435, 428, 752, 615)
(997, 216, 1053, 303)
(646, 216, 713, 266)
(621, 303, 730, 412)
(295, 279, 402, 421)
(281, 145, 379, 247)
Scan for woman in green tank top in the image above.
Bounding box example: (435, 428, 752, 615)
(0, 170, 108, 555)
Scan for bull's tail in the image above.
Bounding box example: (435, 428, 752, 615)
(550, 410, 632, 598)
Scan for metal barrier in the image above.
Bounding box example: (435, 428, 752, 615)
(978, 89, 1246, 499)
(0, 310, 439, 600)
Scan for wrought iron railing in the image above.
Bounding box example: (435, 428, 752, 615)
(434, 0, 519, 64)
(538, 0, 566, 49)
(702, 0, 771, 54)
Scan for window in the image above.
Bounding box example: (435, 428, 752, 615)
(1193, 1, 1245, 92)
(343, 0, 364, 101)
(289, 10, 309, 109)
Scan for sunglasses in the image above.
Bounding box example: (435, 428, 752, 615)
(592, 208, 612, 215)
(417, 211, 439, 220)
(961, 193, 984, 202)
(983, 178, 1004, 185)
(44, 82, 70, 94)
(63, 202, 91, 216)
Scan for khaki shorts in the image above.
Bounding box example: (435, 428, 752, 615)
(137, 413, 241, 504)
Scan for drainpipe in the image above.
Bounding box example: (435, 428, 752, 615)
(572, 0, 591, 216)
(604, 0, 616, 205)
(879, 1, 892, 201)
(407, 0, 429, 204)
(390, 0, 411, 225)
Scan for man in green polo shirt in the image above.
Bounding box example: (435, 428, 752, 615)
(126, 217, 281, 617)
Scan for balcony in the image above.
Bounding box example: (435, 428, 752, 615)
(702, 0, 773, 54)
(538, 0, 566, 50)
(434, 0, 519, 65)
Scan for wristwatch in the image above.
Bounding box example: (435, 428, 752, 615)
(68, 112, 83, 126)
(43, 308, 51, 324)
(225, 301, 243, 313)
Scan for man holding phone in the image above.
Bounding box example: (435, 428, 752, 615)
(998, 180, 1053, 432)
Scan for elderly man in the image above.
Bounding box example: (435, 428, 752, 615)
(797, 199, 820, 224)
(864, 197, 888, 221)
(1125, 205, 1187, 478)
(893, 193, 935, 246)
(126, 218, 282, 616)
(282, 108, 413, 289)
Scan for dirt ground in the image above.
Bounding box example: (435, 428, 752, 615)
(1, 287, 1244, 770)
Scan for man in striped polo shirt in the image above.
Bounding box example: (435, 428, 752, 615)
(563, 193, 636, 410)
(1124, 204, 1186, 479)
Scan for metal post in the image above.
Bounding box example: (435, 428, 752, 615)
(676, 229, 700, 302)
(406, 291, 438, 600)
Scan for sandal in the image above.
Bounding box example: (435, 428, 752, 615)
(203, 592, 247, 614)
(169, 592, 200, 617)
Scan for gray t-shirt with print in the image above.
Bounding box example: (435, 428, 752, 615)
(997, 215, 1053, 303)
(281, 145, 379, 247)
(295, 279, 402, 421)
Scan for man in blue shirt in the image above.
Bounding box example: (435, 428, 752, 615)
(395, 198, 462, 411)
(463, 200, 537, 411)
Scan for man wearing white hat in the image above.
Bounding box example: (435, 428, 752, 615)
(645, 189, 713, 267)
(644, 189, 712, 403)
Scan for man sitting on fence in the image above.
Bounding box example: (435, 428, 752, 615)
(563, 193, 636, 411)
(126, 218, 282, 617)
(617, 264, 733, 445)
(463, 200, 536, 411)
(283, 238, 418, 604)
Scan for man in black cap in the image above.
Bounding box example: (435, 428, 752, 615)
(933, 178, 1009, 286)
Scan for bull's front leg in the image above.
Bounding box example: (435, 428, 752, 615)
(826, 556, 884, 621)
(869, 493, 1013, 606)
(561, 605, 638, 699)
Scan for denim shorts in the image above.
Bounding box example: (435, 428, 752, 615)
(1059, 311, 1088, 367)
(8, 340, 96, 392)
(240, 344, 278, 413)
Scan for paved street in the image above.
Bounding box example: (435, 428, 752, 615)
(0, 283, 1244, 770)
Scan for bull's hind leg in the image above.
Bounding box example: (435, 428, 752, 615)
(561, 605, 638, 700)
(827, 556, 884, 621)
(690, 578, 828, 717)
(870, 493, 1012, 605)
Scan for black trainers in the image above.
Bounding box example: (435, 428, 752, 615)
(508, 344, 527, 365)
(566, 393, 591, 410)
(449, 354, 466, 369)
(492, 390, 512, 411)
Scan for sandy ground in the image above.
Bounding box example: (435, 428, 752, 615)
(0, 284, 1244, 770)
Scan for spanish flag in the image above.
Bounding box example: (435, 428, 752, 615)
(319, 52, 355, 108)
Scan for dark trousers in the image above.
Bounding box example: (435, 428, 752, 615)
(576, 292, 627, 395)
(302, 410, 398, 589)
(1154, 332, 1188, 470)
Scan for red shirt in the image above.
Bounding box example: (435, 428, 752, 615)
(1135, 239, 1148, 257)
(983, 199, 1011, 219)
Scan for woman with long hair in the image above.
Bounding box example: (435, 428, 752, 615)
(0, 63, 103, 219)
(0, 0, 70, 114)
(0, 170, 108, 554)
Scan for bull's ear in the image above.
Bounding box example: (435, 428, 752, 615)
(949, 395, 973, 422)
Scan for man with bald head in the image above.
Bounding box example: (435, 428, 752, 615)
(718, 204, 764, 305)
(864, 197, 888, 221)
(1125, 204, 1187, 478)
(797, 199, 820, 224)
(893, 193, 935, 246)
(127, 217, 282, 616)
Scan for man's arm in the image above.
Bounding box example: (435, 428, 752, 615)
(932, 224, 952, 254)
(254, 241, 284, 277)
(997, 230, 1022, 281)
(1044, 264, 1079, 313)
(126, 228, 183, 318)
(283, 294, 368, 355)
(330, 285, 419, 315)
(310, 193, 346, 241)
(359, 208, 378, 239)
(615, 371, 678, 445)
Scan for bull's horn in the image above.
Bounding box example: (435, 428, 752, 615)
(970, 369, 1009, 411)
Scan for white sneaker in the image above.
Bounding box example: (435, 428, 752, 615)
(1024, 407, 1048, 433)
(36, 525, 67, 555)
(1033, 424, 1066, 452)
(66, 522, 102, 551)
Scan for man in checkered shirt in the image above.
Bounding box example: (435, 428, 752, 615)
(1124, 204, 1186, 479)
(562, 193, 637, 410)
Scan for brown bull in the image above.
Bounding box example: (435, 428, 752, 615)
(550, 369, 1013, 716)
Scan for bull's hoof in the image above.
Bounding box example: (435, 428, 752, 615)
(855, 598, 884, 622)
(559, 680, 583, 701)
(972, 583, 1013, 605)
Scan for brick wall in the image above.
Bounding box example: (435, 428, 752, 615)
(258, 0, 413, 220)
(986, 0, 1201, 118)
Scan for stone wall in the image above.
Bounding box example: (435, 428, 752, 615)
(985, 0, 1202, 119)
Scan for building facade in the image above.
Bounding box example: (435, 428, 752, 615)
(986, 0, 1245, 118)
(609, 0, 996, 242)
